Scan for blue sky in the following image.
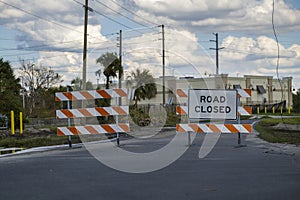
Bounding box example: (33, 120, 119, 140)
(0, 0, 300, 90)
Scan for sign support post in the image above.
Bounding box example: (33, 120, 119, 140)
(67, 87, 72, 148)
(237, 97, 241, 145)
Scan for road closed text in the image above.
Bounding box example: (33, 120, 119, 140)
(188, 90, 237, 119)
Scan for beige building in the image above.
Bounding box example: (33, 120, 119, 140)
(142, 74, 293, 109)
(98, 74, 293, 110)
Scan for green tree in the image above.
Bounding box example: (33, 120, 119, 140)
(127, 68, 157, 107)
(292, 89, 300, 113)
(96, 52, 122, 89)
(0, 58, 22, 122)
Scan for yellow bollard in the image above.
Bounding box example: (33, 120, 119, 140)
(280, 106, 283, 114)
(20, 112, 23, 135)
(272, 107, 275, 114)
(257, 107, 260, 114)
(11, 110, 15, 135)
(264, 107, 267, 114)
(288, 107, 291, 114)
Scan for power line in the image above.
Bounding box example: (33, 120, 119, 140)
(73, 0, 133, 30)
(94, 0, 147, 27)
(0, 39, 84, 52)
(109, 0, 158, 26)
(0, 0, 83, 34)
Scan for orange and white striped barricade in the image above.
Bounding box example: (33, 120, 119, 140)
(176, 123, 252, 134)
(55, 88, 129, 146)
(55, 89, 128, 101)
(176, 88, 252, 145)
(57, 123, 130, 136)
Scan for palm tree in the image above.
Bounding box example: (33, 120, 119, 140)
(96, 52, 122, 89)
(127, 68, 157, 107)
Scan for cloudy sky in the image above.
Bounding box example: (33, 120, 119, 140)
(0, 0, 299, 89)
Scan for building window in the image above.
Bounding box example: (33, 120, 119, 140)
(257, 85, 266, 94)
(233, 84, 241, 89)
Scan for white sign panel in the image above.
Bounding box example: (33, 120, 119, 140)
(188, 89, 237, 120)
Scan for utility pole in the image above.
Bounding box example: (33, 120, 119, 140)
(82, 0, 89, 90)
(118, 29, 122, 105)
(160, 24, 166, 105)
(210, 33, 224, 75)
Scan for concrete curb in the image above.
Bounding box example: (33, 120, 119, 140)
(246, 120, 300, 156)
(0, 127, 176, 158)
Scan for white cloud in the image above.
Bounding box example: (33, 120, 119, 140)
(1, 0, 300, 89)
(133, 0, 300, 33)
(219, 35, 300, 86)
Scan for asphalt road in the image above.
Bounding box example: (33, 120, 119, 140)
(0, 132, 300, 200)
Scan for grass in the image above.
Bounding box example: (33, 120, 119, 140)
(0, 134, 82, 149)
(254, 117, 300, 145)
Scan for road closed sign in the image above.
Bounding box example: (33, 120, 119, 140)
(188, 89, 237, 120)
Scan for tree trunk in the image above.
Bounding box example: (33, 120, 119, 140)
(105, 76, 109, 89)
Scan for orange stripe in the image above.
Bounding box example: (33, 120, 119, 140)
(80, 91, 94, 99)
(176, 124, 186, 132)
(84, 126, 99, 134)
(78, 108, 93, 117)
(119, 124, 129, 132)
(57, 128, 65, 136)
(97, 90, 111, 98)
(207, 124, 221, 133)
(189, 124, 204, 133)
(95, 107, 110, 116)
(243, 124, 252, 133)
(68, 127, 80, 135)
(101, 124, 116, 133)
(113, 106, 128, 115)
(224, 124, 239, 133)
(244, 106, 252, 114)
(114, 89, 127, 97)
(64, 92, 77, 101)
(61, 110, 75, 118)
(176, 106, 187, 115)
(55, 97, 61, 102)
(244, 89, 251, 97)
(177, 89, 188, 97)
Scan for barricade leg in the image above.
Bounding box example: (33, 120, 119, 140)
(117, 132, 120, 146)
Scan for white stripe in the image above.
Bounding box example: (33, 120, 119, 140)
(234, 124, 249, 133)
(94, 90, 103, 99)
(72, 91, 85, 100)
(238, 107, 251, 116)
(87, 90, 96, 98)
(106, 89, 114, 98)
(237, 89, 250, 98)
(215, 124, 230, 133)
(110, 124, 120, 132)
(104, 107, 114, 115)
(91, 125, 106, 133)
(56, 110, 66, 118)
(75, 126, 89, 135)
(201, 124, 215, 133)
(58, 127, 73, 136)
(55, 93, 68, 101)
(84, 108, 95, 116)
(72, 109, 84, 118)
(178, 124, 191, 132)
